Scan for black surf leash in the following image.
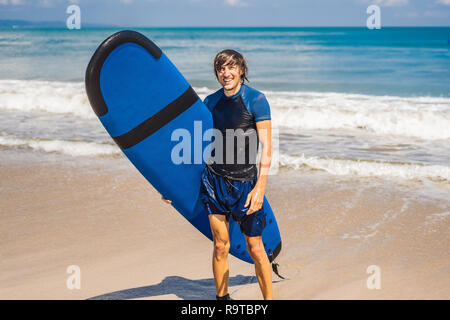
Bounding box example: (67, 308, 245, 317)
(271, 261, 287, 280)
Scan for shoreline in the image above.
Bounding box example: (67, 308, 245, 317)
(1, 149, 449, 299)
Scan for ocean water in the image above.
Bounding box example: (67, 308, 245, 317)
(0, 27, 449, 183)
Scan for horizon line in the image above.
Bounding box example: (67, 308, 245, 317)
(1, 19, 450, 28)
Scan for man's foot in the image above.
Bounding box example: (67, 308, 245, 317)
(216, 293, 232, 300)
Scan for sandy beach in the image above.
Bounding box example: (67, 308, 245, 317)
(1, 147, 448, 300)
(0, 3, 449, 302)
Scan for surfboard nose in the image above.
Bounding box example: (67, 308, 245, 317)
(86, 30, 162, 118)
(86, 30, 191, 140)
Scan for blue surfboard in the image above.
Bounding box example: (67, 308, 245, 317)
(85, 30, 281, 265)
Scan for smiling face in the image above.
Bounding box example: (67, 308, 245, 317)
(213, 49, 249, 96)
(217, 59, 243, 95)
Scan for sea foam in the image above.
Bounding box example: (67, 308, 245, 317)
(279, 153, 450, 182)
(0, 134, 120, 157)
(1, 80, 449, 140)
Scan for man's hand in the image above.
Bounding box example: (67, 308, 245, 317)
(243, 120, 271, 215)
(244, 183, 265, 215)
(161, 194, 172, 204)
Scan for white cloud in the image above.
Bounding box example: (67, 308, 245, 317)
(360, 0, 409, 7)
(225, 0, 247, 7)
(0, 0, 80, 7)
(437, 0, 450, 5)
(37, 0, 78, 8)
(0, 0, 26, 5)
(39, 0, 53, 7)
(0, 0, 136, 6)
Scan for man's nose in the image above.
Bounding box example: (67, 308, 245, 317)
(223, 68, 231, 77)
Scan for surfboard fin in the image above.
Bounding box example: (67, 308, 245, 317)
(271, 261, 286, 280)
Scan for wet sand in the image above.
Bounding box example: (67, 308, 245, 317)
(1, 148, 449, 299)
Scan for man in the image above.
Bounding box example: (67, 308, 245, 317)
(162, 49, 273, 300)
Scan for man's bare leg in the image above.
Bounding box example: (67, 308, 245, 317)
(245, 235, 273, 300)
(209, 214, 230, 297)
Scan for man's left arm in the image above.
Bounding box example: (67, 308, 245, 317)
(244, 119, 272, 215)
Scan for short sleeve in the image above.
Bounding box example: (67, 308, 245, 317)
(251, 93, 271, 122)
(203, 90, 222, 113)
(203, 96, 211, 111)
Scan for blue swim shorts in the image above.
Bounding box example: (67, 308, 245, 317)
(199, 165, 267, 237)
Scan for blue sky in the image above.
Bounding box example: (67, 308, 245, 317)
(1, 0, 449, 27)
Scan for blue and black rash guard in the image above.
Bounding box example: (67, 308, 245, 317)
(203, 84, 271, 181)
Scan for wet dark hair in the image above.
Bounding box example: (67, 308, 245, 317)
(213, 49, 249, 84)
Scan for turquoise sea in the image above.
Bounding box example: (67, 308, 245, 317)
(0, 27, 449, 183)
(1, 27, 450, 96)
